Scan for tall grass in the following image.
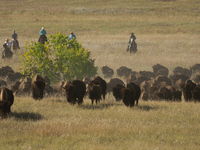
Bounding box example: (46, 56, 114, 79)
(0, 0, 200, 149)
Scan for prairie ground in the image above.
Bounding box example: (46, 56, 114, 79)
(0, 0, 200, 149)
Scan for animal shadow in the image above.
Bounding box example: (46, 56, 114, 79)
(11, 112, 43, 121)
(78, 103, 115, 110)
(137, 104, 167, 111)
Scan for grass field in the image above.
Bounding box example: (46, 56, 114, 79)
(0, 0, 200, 149)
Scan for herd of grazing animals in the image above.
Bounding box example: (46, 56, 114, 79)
(1, 63, 200, 118)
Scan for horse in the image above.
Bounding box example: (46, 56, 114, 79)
(2, 43, 13, 59)
(126, 37, 137, 54)
(11, 39, 19, 53)
(38, 34, 47, 44)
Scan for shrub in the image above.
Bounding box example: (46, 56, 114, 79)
(20, 32, 98, 84)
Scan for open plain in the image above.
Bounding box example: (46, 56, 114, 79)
(0, 0, 200, 149)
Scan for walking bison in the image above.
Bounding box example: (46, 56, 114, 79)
(31, 74, 45, 100)
(62, 80, 86, 105)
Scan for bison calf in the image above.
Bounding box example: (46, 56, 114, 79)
(89, 84, 102, 105)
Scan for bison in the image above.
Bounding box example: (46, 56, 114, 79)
(107, 78, 125, 93)
(89, 84, 102, 105)
(120, 88, 135, 107)
(0, 87, 14, 115)
(31, 74, 45, 100)
(0, 100, 10, 118)
(90, 76, 107, 99)
(127, 82, 141, 106)
(62, 80, 86, 105)
(112, 83, 125, 101)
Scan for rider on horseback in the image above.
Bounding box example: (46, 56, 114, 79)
(69, 31, 76, 40)
(40, 27, 47, 35)
(2, 39, 13, 59)
(127, 32, 136, 51)
(11, 30, 20, 49)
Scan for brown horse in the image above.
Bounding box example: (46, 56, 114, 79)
(38, 34, 47, 44)
(2, 43, 13, 59)
(127, 38, 137, 54)
(11, 39, 19, 53)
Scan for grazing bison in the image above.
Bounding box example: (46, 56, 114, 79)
(112, 83, 125, 101)
(89, 84, 102, 105)
(90, 76, 107, 99)
(62, 80, 86, 105)
(0, 87, 14, 114)
(31, 74, 45, 100)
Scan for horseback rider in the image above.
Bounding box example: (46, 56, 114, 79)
(2, 39, 13, 58)
(11, 30, 20, 49)
(69, 31, 76, 40)
(127, 32, 136, 50)
(40, 27, 47, 35)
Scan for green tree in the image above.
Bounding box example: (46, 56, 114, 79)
(20, 32, 98, 84)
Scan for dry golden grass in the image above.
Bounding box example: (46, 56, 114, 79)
(0, 0, 200, 149)
(1, 96, 200, 150)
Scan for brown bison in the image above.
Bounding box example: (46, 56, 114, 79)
(101, 66, 114, 78)
(62, 80, 86, 105)
(192, 85, 200, 102)
(31, 74, 45, 100)
(181, 83, 193, 101)
(0, 87, 14, 115)
(43, 74, 51, 85)
(82, 76, 91, 85)
(18, 79, 31, 96)
(112, 83, 125, 101)
(89, 84, 102, 105)
(127, 82, 141, 106)
(90, 76, 107, 99)
(107, 78, 125, 93)
(11, 81, 21, 92)
(117, 66, 132, 78)
(0, 100, 10, 118)
(120, 88, 135, 107)
(52, 81, 65, 96)
(152, 64, 169, 76)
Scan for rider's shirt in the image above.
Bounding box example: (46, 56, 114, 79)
(69, 34, 76, 40)
(11, 33, 18, 40)
(40, 30, 47, 35)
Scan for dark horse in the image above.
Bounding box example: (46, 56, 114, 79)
(2, 43, 13, 59)
(127, 37, 137, 54)
(38, 34, 47, 44)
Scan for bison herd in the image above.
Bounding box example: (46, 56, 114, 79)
(1, 63, 200, 118)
